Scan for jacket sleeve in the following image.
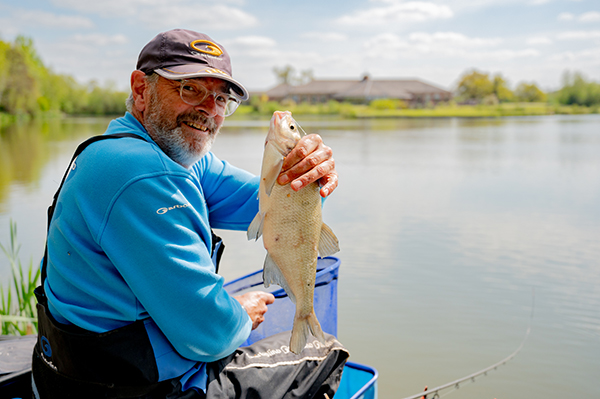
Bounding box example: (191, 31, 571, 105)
(97, 172, 252, 362)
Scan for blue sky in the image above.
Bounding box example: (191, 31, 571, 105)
(0, 0, 598, 93)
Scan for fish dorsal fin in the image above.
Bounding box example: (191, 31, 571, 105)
(261, 141, 284, 197)
(263, 253, 297, 304)
(318, 223, 340, 257)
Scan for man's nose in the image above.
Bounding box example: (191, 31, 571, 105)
(194, 94, 219, 117)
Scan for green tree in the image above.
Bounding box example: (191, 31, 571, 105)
(455, 70, 494, 103)
(273, 65, 314, 86)
(0, 36, 127, 117)
(556, 71, 600, 106)
(273, 65, 296, 85)
(0, 40, 9, 110)
(492, 74, 514, 102)
(1, 36, 40, 115)
(515, 82, 547, 102)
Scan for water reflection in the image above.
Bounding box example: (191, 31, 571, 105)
(0, 118, 113, 210)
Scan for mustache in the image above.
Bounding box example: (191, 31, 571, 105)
(176, 112, 217, 134)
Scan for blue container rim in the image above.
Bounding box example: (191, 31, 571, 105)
(224, 256, 341, 296)
(344, 361, 379, 399)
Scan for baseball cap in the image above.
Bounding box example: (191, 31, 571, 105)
(136, 29, 249, 101)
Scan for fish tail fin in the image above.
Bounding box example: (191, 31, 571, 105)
(307, 310, 326, 344)
(290, 310, 325, 354)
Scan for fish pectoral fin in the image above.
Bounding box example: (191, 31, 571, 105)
(247, 212, 265, 241)
(318, 222, 340, 257)
(263, 253, 296, 304)
(261, 141, 284, 197)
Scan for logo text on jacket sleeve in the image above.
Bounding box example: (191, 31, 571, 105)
(157, 203, 191, 215)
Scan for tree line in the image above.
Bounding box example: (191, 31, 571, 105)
(0, 36, 128, 118)
(455, 69, 600, 106)
(1, 36, 599, 121)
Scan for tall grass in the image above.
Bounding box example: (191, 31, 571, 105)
(0, 220, 40, 335)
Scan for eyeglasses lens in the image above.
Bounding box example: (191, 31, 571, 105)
(180, 81, 240, 117)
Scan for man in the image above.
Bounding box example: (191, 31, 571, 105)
(32, 29, 347, 398)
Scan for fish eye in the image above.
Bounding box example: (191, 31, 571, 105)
(290, 125, 296, 130)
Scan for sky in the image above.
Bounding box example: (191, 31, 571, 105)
(0, 0, 598, 93)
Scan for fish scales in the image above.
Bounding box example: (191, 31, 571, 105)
(247, 111, 339, 354)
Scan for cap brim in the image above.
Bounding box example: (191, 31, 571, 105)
(155, 65, 249, 101)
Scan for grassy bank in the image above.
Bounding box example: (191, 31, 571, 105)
(235, 101, 599, 119)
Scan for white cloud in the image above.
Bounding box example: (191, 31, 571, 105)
(558, 12, 575, 21)
(408, 31, 503, 47)
(72, 34, 128, 46)
(6, 9, 94, 29)
(558, 11, 600, 22)
(580, 11, 600, 22)
(138, 4, 258, 30)
(361, 31, 538, 62)
(557, 30, 600, 40)
(226, 36, 277, 49)
(527, 36, 553, 45)
(50, 0, 257, 29)
(549, 46, 600, 62)
(477, 48, 540, 60)
(336, 1, 453, 26)
(301, 32, 347, 42)
(51, 0, 153, 16)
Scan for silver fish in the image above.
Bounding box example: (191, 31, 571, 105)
(247, 111, 340, 354)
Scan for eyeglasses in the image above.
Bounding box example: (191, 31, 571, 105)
(178, 79, 241, 117)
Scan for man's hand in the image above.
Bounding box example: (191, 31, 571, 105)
(276, 134, 338, 198)
(234, 291, 275, 330)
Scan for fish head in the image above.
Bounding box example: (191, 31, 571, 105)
(266, 111, 303, 155)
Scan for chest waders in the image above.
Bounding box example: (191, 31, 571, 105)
(32, 134, 225, 399)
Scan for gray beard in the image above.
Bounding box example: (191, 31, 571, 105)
(144, 92, 219, 168)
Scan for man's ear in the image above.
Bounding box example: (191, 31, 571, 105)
(130, 70, 149, 113)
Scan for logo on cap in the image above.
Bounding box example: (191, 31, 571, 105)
(191, 40, 223, 57)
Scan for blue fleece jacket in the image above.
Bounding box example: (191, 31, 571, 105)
(45, 113, 259, 384)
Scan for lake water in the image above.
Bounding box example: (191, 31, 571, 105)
(1, 114, 599, 399)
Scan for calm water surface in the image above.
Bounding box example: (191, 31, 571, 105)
(1, 114, 599, 399)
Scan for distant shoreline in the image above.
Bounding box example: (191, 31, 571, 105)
(232, 102, 599, 119)
(2, 103, 598, 129)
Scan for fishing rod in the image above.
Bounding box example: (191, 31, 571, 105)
(400, 289, 535, 399)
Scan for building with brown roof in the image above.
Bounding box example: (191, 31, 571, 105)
(259, 75, 452, 107)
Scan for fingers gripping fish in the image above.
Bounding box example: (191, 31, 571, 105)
(247, 111, 340, 354)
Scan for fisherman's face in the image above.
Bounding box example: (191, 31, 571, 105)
(144, 76, 226, 168)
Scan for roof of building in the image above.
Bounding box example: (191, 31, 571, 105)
(260, 77, 451, 101)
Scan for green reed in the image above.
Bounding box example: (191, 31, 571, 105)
(0, 220, 40, 335)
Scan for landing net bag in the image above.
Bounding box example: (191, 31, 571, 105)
(224, 256, 340, 346)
